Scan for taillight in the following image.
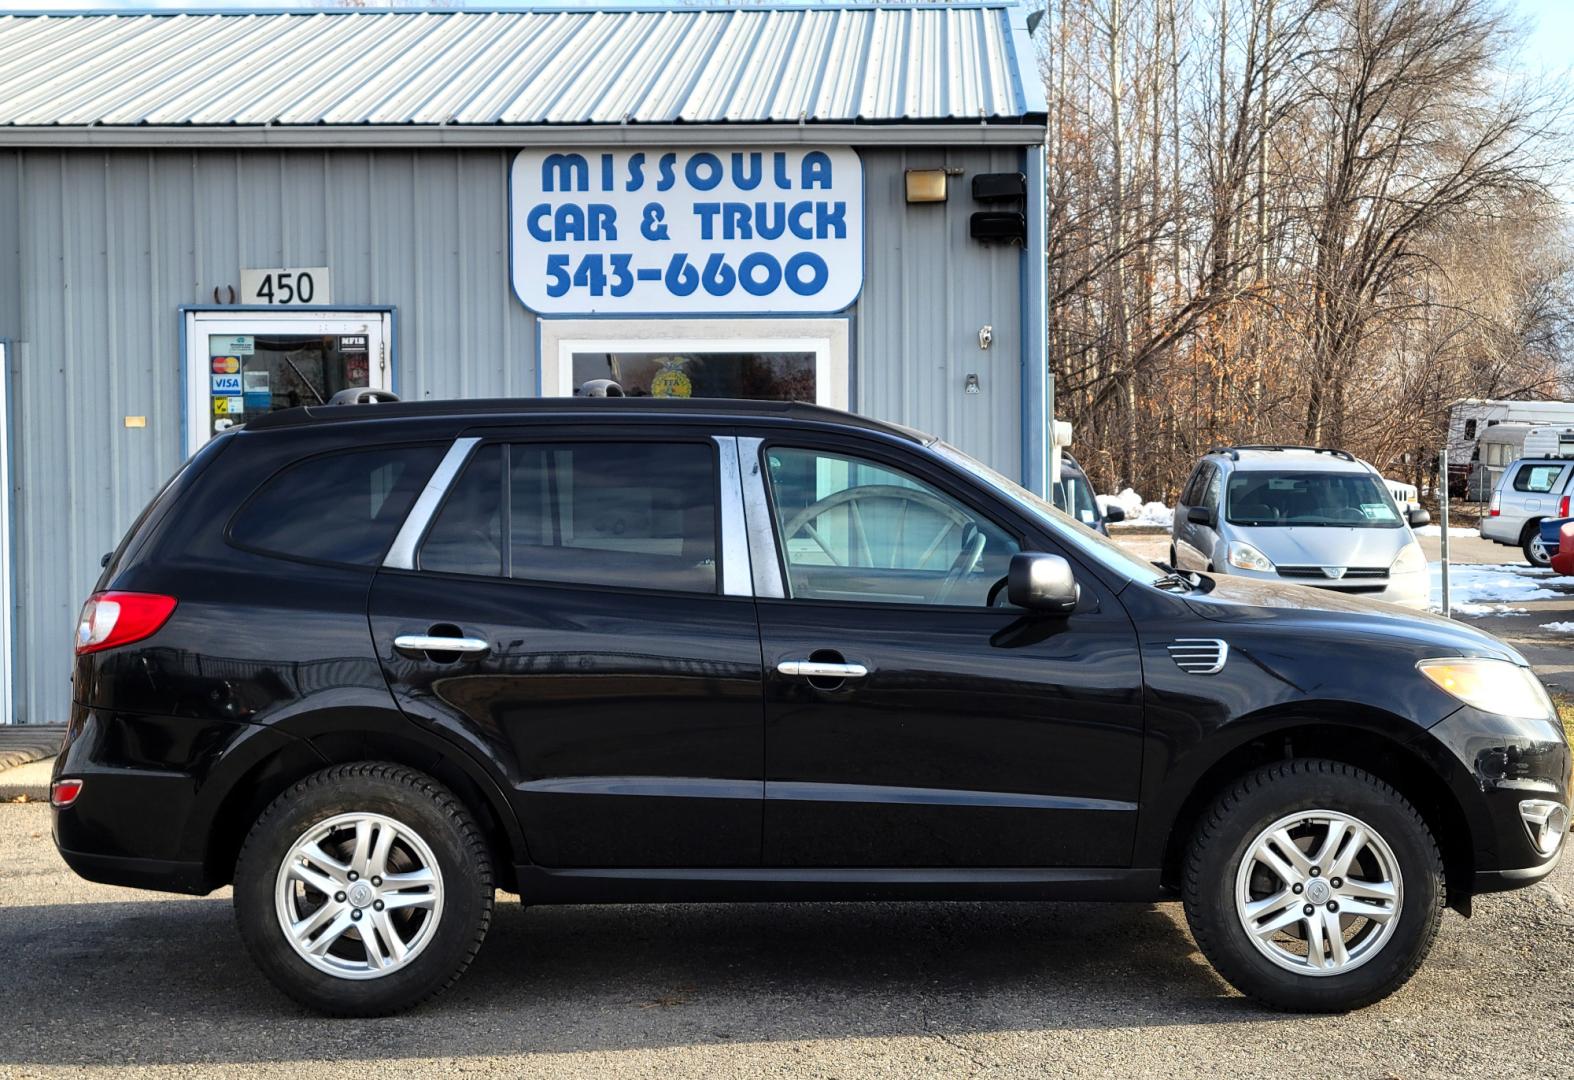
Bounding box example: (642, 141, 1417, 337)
(50, 778, 83, 808)
(1559, 495, 1570, 518)
(1489, 491, 1501, 517)
(74, 591, 177, 655)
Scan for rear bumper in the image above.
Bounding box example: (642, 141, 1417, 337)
(55, 847, 215, 895)
(51, 702, 316, 895)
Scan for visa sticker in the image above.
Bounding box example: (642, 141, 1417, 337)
(211, 373, 242, 394)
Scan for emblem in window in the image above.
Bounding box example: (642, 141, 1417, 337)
(1168, 638, 1228, 675)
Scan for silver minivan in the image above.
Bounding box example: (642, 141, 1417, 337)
(1170, 446, 1431, 608)
(1480, 457, 1573, 567)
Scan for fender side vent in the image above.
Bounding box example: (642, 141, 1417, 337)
(1168, 638, 1228, 675)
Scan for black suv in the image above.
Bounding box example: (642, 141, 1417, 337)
(54, 398, 1568, 1016)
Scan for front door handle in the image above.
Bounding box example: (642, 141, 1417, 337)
(778, 660, 869, 679)
(394, 634, 490, 655)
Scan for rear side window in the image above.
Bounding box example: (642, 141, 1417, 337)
(1513, 464, 1567, 493)
(230, 444, 444, 566)
(419, 441, 719, 594)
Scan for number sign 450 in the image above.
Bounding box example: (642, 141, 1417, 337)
(240, 267, 331, 306)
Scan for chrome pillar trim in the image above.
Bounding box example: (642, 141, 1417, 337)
(382, 436, 481, 570)
(735, 436, 786, 599)
(713, 436, 754, 597)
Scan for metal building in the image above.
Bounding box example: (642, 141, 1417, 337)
(0, 2, 1050, 725)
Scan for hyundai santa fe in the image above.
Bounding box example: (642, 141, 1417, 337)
(54, 397, 1568, 1016)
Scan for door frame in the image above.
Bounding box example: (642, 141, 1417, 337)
(0, 339, 12, 723)
(180, 306, 396, 459)
(537, 316, 850, 409)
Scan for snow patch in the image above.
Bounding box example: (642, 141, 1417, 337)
(1099, 488, 1172, 528)
(1430, 562, 1568, 614)
(1541, 622, 1574, 633)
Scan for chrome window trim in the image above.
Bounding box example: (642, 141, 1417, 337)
(382, 436, 482, 570)
(713, 435, 754, 597)
(736, 436, 786, 599)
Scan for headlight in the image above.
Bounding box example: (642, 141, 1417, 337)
(1227, 541, 1274, 572)
(1416, 657, 1555, 720)
(1390, 542, 1426, 574)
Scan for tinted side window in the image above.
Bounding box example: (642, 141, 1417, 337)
(230, 444, 443, 566)
(419, 441, 719, 594)
(1200, 465, 1222, 512)
(1513, 464, 1567, 493)
(1181, 465, 1206, 506)
(764, 446, 1020, 607)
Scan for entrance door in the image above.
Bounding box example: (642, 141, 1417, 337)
(0, 341, 10, 724)
(747, 435, 1146, 868)
(184, 310, 391, 456)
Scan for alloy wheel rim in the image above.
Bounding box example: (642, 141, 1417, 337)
(1531, 538, 1550, 565)
(274, 811, 445, 981)
(1233, 809, 1403, 977)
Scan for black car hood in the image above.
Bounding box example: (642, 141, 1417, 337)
(1181, 574, 1522, 663)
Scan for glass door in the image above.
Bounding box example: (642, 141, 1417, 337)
(184, 311, 391, 456)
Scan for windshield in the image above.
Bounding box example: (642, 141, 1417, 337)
(1225, 471, 1402, 528)
(932, 442, 1165, 585)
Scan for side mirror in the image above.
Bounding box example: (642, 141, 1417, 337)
(1103, 505, 1126, 524)
(1187, 505, 1216, 528)
(1407, 507, 1431, 528)
(1007, 552, 1079, 614)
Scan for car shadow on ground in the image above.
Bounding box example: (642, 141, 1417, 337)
(0, 894, 1295, 1067)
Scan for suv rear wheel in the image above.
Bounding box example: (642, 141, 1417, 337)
(1182, 758, 1443, 1012)
(1523, 523, 1551, 568)
(233, 762, 494, 1016)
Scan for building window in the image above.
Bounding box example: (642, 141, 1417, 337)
(539, 317, 849, 409)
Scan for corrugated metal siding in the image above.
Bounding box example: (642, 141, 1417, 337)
(0, 6, 1031, 129)
(0, 144, 1022, 723)
(856, 146, 1023, 476)
(1, 148, 536, 723)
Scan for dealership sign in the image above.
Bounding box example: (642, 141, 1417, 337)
(510, 148, 863, 315)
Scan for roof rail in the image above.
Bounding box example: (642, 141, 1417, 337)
(327, 388, 400, 406)
(1212, 444, 1356, 462)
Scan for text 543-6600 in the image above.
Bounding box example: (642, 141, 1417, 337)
(544, 251, 831, 300)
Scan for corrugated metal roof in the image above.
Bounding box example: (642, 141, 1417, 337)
(0, 4, 1041, 130)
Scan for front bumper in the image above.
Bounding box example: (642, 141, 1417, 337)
(1429, 706, 1571, 888)
(1222, 565, 1430, 609)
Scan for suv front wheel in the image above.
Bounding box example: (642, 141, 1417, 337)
(1183, 758, 1443, 1012)
(234, 762, 494, 1016)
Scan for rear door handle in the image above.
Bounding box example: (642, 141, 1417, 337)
(777, 660, 869, 679)
(394, 634, 490, 655)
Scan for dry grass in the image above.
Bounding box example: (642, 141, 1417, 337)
(1554, 693, 1574, 743)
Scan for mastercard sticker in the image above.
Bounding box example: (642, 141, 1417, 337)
(210, 356, 241, 375)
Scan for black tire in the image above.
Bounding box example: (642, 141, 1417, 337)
(1182, 759, 1443, 1012)
(234, 762, 494, 1017)
(1522, 522, 1551, 568)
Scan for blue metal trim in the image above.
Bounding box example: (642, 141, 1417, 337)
(507, 147, 867, 319)
(0, 335, 15, 723)
(1005, 4, 1049, 117)
(1021, 144, 1049, 497)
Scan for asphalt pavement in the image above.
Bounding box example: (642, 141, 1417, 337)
(3, 529, 1573, 1078)
(4, 808, 1574, 1078)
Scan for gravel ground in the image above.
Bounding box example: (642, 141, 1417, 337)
(2, 803, 1571, 1079)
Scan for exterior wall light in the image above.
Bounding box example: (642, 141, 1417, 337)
(905, 169, 949, 203)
